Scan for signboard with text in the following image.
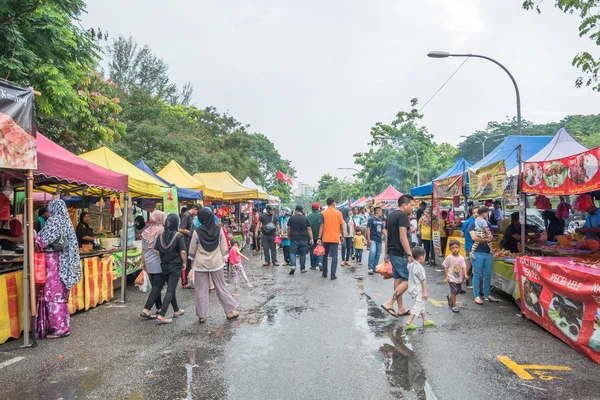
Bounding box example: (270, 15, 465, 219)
(0, 80, 36, 169)
(469, 160, 507, 200)
(162, 187, 179, 215)
(433, 174, 463, 199)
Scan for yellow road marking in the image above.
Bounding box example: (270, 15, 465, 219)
(497, 356, 572, 380)
(428, 299, 442, 307)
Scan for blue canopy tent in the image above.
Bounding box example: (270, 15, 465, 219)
(470, 135, 554, 172)
(135, 159, 203, 200)
(410, 158, 472, 197)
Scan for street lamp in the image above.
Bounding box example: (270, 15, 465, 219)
(372, 135, 421, 187)
(460, 134, 505, 159)
(338, 167, 365, 197)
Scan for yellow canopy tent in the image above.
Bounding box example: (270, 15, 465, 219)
(79, 147, 164, 198)
(193, 171, 268, 201)
(158, 160, 223, 200)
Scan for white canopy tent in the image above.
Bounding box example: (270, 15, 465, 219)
(507, 128, 588, 176)
(242, 177, 280, 203)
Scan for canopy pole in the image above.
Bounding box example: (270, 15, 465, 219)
(22, 170, 35, 347)
(518, 145, 525, 255)
(120, 193, 129, 302)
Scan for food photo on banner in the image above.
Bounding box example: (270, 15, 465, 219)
(469, 160, 507, 199)
(0, 79, 37, 169)
(522, 147, 600, 195)
(516, 256, 600, 363)
(433, 174, 463, 199)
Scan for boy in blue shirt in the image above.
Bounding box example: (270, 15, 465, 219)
(367, 206, 386, 275)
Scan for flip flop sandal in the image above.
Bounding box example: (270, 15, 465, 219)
(485, 296, 499, 302)
(173, 310, 185, 318)
(47, 333, 70, 339)
(397, 310, 411, 316)
(156, 318, 172, 325)
(381, 305, 398, 318)
(452, 307, 459, 313)
(474, 297, 484, 305)
(140, 312, 156, 319)
(199, 317, 207, 324)
(226, 312, 240, 320)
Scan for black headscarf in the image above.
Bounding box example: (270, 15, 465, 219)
(196, 208, 221, 252)
(135, 215, 146, 231)
(159, 214, 181, 251)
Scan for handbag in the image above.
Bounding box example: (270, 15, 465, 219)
(274, 235, 282, 245)
(46, 230, 65, 252)
(34, 252, 46, 284)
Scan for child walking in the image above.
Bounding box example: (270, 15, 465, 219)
(353, 228, 365, 265)
(442, 240, 468, 313)
(229, 239, 254, 289)
(405, 246, 435, 330)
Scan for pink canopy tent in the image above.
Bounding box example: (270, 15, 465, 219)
(34, 133, 128, 192)
(351, 196, 367, 207)
(373, 185, 403, 201)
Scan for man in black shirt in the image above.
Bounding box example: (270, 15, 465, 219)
(256, 205, 280, 266)
(287, 205, 314, 275)
(382, 194, 415, 318)
(179, 204, 199, 287)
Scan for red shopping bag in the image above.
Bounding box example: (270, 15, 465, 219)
(34, 252, 46, 284)
(313, 244, 325, 256)
(376, 260, 393, 280)
(274, 236, 282, 245)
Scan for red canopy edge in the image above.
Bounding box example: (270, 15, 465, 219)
(373, 185, 403, 201)
(35, 133, 128, 193)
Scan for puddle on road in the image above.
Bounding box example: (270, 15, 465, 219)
(355, 280, 436, 399)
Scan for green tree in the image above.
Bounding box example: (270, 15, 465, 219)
(249, 133, 296, 202)
(314, 174, 361, 204)
(523, 0, 600, 91)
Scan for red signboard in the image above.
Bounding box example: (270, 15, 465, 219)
(521, 147, 600, 195)
(516, 256, 600, 363)
(433, 174, 463, 199)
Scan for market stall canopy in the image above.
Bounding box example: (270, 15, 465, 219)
(242, 177, 269, 196)
(470, 135, 553, 172)
(34, 133, 128, 193)
(351, 196, 367, 207)
(373, 185, 403, 201)
(158, 161, 223, 200)
(135, 159, 203, 201)
(79, 147, 164, 198)
(506, 128, 588, 176)
(410, 157, 472, 197)
(193, 171, 268, 201)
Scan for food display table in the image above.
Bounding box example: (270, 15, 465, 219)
(516, 256, 600, 364)
(0, 253, 114, 344)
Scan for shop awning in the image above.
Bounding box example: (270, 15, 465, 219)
(35, 133, 128, 193)
(193, 171, 268, 201)
(135, 159, 203, 200)
(410, 158, 472, 197)
(373, 185, 403, 201)
(158, 160, 223, 200)
(242, 177, 269, 197)
(79, 147, 164, 198)
(470, 135, 554, 172)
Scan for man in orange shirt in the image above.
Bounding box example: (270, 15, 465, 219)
(318, 197, 344, 280)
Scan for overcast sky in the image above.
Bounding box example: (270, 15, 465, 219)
(82, 1, 599, 187)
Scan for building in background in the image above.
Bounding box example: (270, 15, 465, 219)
(294, 182, 314, 197)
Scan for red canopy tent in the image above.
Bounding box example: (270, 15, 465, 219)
(373, 185, 403, 201)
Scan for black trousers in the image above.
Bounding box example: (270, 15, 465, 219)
(143, 272, 163, 311)
(156, 271, 181, 317)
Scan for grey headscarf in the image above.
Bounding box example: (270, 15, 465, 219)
(39, 199, 81, 290)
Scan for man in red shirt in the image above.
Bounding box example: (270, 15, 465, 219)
(318, 197, 344, 280)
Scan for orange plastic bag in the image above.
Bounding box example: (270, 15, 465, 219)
(134, 270, 145, 286)
(313, 244, 325, 256)
(376, 260, 393, 280)
(34, 252, 46, 284)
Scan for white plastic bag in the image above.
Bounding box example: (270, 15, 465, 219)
(140, 270, 152, 293)
(187, 270, 195, 287)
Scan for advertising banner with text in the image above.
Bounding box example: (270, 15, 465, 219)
(516, 256, 600, 364)
(433, 174, 463, 199)
(162, 187, 179, 215)
(522, 147, 600, 195)
(0, 80, 36, 169)
(469, 160, 507, 200)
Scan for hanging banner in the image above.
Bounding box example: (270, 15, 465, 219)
(502, 176, 519, 204)
(469, 160, 507, 199)
(0, 80, 37, 169)
(431, 196, 441, 258)
(433, 174, 463, 199)
(162, 187, 179, 215)
(522, 147, 600, 195)
(516, 256, 600, 364)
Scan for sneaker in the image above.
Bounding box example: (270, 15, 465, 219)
(283, 262, 290, 266)
(368, 270, 374, 275)
(405, 324, 417, 331)
(289, 268, 296, 275)
(310, 267, 317, 270)
(273, 262, 280, 266)
(423, 320, 435, 327)
(331, 275, 337, 280)
(300, 269, 307, 273)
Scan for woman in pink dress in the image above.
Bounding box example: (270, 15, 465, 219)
(35, 199, 81, 339)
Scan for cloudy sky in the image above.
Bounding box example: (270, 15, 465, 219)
(82, 1, 599, 186)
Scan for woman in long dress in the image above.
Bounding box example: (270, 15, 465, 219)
(35, 199, 81, 339)
(190, 208, 239, 323)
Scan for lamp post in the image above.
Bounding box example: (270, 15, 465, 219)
(338, 167, 365, 197)
(460, 134, 505, 159)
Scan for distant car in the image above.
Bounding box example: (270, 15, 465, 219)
(502, 208, 545, 230)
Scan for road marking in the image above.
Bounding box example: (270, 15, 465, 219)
(520, 382, 547, 391)
(428, 299, 443, 307)
(497, 356, 572, 380)
(0, 356, 25, 369)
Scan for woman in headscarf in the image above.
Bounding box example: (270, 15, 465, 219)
(76, 211, 96, 248)
(341, 207, 355, 266)
(154, 213, 187, 324)
(35, 199, 81, 339)
(134, 215, 146, 239)
(139, 211, 165, 319)
(189, 208, 239, 323)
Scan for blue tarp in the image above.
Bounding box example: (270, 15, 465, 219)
(135, 159, 203, 200)
(410, 157, 472, 197)
(470, 135, 553, 172)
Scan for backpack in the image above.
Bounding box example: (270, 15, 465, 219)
(262, 215, 277, 236)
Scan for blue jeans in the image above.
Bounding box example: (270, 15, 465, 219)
(472, 252, 492, 298)
(290, 240, 309, 269)
(342, 237, 353, 261)
(322, 242, 339, 277)
(355, 249, 363, 262)
(368, 241, 382, 271)
(310, 242, 323, 267)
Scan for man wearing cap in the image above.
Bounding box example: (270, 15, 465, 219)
(307, 202, 323, 270)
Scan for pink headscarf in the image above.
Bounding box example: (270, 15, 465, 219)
(141, 210, 166, 246)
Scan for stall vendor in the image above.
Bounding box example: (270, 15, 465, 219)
(502, 212, 540, 253)
(0, 213, 23, 251)
(542, 210, 565, 242)
(76, 212, 96, 247)
(576, 203, 600, 242)
(33, 207, 50, 233)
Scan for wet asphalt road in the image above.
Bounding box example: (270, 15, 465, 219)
(1, 250, 600, 400)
